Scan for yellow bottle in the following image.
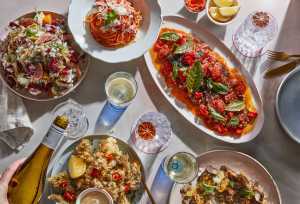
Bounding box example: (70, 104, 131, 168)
(8, 115, 69, 204)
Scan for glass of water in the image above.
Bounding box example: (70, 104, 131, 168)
(233, 11, 278, 57)
(97, 72, 138, 128)
(163, 152, 198, 183)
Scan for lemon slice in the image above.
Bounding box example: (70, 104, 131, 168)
(209, 7, 231, 22)
(213, 0, 234, 7)
(218, 6, 240, 17)
(68, 155, 86, 179)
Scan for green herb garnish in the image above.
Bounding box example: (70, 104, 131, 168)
(225, 100, 245, 112)
(174, 39, 192, 54)
(202, 183, 216, 195)
(160, 32, 180, 42)
(209, 106, 226, 122)
(172, 62, 179, 79)
(186, 61, 203, 93)
(239, 189, 255, 199)
(229, 180, 235, 188)
(104, 10, 118, 26)
(228, 117, 239, 126)
(207, 78, 228, 94)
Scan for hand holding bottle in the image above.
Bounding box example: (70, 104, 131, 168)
(0, 159, 25, 204)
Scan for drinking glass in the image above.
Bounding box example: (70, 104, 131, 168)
(51, 99, 89, 139)
(163, 152, 198, 183)
(96, 72, 138, 128)
(233, 11, 278, 57)
(130, 112, 171, 154)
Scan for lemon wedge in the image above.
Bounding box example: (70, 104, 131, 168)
(218, 6, 240, 17)
(213, 0, 234, 7)
(68, 155, 86, 179)
(209, 7, 231, 22)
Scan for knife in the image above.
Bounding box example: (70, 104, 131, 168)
(265, 59, 300, 78)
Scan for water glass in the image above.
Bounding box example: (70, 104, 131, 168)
(233, 11, 278, 57)
(97, 72, 138, 128)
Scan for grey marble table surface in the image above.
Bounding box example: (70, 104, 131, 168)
(0, 0, 300, 203)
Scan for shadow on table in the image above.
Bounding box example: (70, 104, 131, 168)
(197, 15, 227, 41)
(23, 58, 140, 122)
(177, 5, 199, 22)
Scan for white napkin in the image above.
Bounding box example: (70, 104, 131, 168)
(0, 81, 33, 157)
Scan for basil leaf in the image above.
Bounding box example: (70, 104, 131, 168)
(174, 39, 192, 54)
(225, 100, 245, 112)
(172, 63, 179, 79)
(228, 117, 239, 126)
(202, 183, 216, 195)
(229, 180, 235, 188)
(239, 189, 255, 199)
(160, 32, 180, 41)
(206, 78, 228, 94)
(209, 106, 225, 122)
(197, 50, 204, 57)
(104, 10, 117, 25)
(186, 61, 203, 93)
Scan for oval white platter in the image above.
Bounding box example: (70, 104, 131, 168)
(68, 0, 162, 63)
(144, 16, 264, 143)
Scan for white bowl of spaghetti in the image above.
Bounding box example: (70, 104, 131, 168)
(68, 0, 162, 63)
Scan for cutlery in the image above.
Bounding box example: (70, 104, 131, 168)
(267, 50, 300, 61)
(265, 59, 300, 77)
(141, 177, 157, 204)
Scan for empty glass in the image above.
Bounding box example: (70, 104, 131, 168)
(51, 99, 89, 139)
(233, 11, 278, 57)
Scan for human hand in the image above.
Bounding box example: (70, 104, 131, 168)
(0, 159, 26, 204)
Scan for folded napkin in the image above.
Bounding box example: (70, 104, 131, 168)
(0, 81, 33, 158)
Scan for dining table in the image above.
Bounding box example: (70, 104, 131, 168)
(0, 0, 300, 203)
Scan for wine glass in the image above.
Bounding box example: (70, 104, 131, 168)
(163, 152, 199, 183)
(96, 72, 138, 129)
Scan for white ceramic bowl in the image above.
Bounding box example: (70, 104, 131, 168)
(68, 0, 162, 63)
(206, 0, 240, 26)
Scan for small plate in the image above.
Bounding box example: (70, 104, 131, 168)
(168, 150, 282, 204)
(68, 0, 162, 63)
(276, 67, 300, 143)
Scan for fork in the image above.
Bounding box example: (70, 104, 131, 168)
(267, 50, 300, 61)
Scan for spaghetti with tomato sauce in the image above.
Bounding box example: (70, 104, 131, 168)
(86, 0, 142, 48)
(150, 28, 257, 137)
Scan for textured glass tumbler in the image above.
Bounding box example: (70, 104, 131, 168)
(233, 11, 278, 57)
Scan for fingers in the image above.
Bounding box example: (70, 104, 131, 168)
(0, 158, 26, 186)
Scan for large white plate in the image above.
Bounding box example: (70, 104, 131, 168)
(68, 0, 162, 63)
(169, 150, 281, 204)
(144, 16, 264, 143)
